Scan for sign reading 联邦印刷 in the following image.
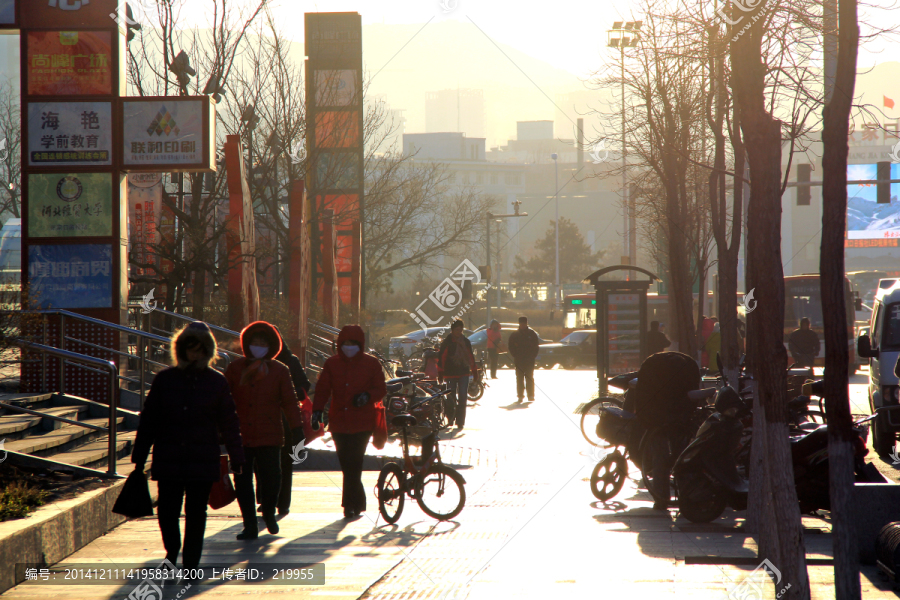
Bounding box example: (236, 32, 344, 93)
(26, 31, 113, 96)
(122, 98, 215, 170)
(27, 102, 113, 167)
(28, 244, 113, 309)
(28, 173, 113, 238)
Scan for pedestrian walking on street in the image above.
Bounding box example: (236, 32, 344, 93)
(225, 321, 305, 540)
(508, 316, 539, 402)
(647, 320, 671, 355)
(788, 317, 820, 368)
(131, 322, 245, 569)
(312, 325, 387, 519)
(486, 319, 503, 379)
(438, 319, 479, 428)
(255, 326, 310, 517)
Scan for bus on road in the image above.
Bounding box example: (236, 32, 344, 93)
(784, 274, 858, 371)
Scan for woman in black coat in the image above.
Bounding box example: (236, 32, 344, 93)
(131, 321, 245, 569)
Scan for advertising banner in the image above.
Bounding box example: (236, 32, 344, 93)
(315, 70, 358, 106)
(28, 173, 113, 237)
(28, 243, 113, 309)
(0, 0, 14, 26)
(315, 112, 359, 148)
(127, 173, 163, 275)
(27, 101, 113, 167)
(20, 0, 118, 29)
(123, 98, 212, 169)
(26, 31, 113, 96)
(847, 163, 900, 240)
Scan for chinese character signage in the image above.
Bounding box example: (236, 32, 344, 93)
(846, 163, 900, 240)
(28, 244, 113, 309)
(28, 173, 113, 238)
(315, 70, 358, 107)
(127, 173, 163, 275)
(20, 0, 118, 29)
(27, 101, 113, 167)
(26, 31, 113, 96)
(122, 97, 215, 171)
(0, 0, 14, 26)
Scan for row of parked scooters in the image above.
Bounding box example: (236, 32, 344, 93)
(588, 354, 887, 522)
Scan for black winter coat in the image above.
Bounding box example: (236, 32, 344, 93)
(132, 366, 245, 482)
(276, 349, 311, 395)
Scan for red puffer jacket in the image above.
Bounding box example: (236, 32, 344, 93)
(225, 321, 303, 447)
(313, 325, 387, 434)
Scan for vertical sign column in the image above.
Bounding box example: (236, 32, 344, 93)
(304, 12, 364, 313)
(19, 1, 124, 402)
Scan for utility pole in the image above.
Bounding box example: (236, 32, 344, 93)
(485, 201, 527, 328)
(552, 153, 559, 309)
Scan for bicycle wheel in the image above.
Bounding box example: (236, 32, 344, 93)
(580, 397, 625, 447)
(468, 380, 484, 401)
(377, 463, 406, 524)
(416, 465, 466, 521)
(590, 450, 628, 501)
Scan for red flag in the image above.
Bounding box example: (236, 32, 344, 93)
(886, 96, 896, 109)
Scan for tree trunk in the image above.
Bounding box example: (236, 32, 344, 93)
(730, 14, 810, 598)
(821, 0, 860, 596)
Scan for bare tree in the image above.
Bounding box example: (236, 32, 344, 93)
(0, 78, 21, 220)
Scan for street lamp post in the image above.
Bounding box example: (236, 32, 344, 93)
(551, 152, 559, 309)
(607, 21, 642, 268)
(486, 200, 527, 327)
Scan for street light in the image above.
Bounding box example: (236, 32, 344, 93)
(486, 199, 527, 327)
(608, 20, 642, 268)
(551, 152, 559, 310)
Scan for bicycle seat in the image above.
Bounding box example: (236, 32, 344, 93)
(789, 395, 811, 410)
(687, 388, 717, 402)
(395, 369, 413, 377)
(386, 376, 412, 394)
(391, 413, 418, 428)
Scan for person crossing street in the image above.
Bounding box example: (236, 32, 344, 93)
(507, 316, 539, 402)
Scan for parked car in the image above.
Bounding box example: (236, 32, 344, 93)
(468, 326, 551, 368)
(538, 330, 597, 369)
(389, 326, 473, 362)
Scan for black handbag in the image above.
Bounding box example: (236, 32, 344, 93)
(112, 470, 154, 518)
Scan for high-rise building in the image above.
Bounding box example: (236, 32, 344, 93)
(425, 88, 484, 138)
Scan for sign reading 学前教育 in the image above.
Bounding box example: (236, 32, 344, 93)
(122, 97, 216, 171)
(28, 173, 113, 238)
(26, 31, 113, 96)
(27, 101, 113, 167)
(28, 243, 113, 309)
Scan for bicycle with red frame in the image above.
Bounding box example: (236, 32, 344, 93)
(376, 390, 467, 523)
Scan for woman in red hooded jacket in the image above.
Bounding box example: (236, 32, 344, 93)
(225, 321, 304, 540)
(312, 325, 387, 519)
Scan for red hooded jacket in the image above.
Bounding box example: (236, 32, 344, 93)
(225, 321, 304, 447)
(313, 325, 387, 434)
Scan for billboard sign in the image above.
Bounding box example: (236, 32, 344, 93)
(0, 0, 14, 27)
(28, 173, 114, 238)
(127, 173, 163, 275)
(28, 243, 113, 309)
(847, 163, 900, 240)
(27, 101, 113, 167)
(26, 31, 113, 96)
(20, 0, 118, 29)
(122, 97, 215, 171)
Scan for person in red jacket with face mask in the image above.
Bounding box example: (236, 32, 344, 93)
(312, 325, 387, 519)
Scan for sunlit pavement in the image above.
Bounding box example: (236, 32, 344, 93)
(1, 366, 898, 599)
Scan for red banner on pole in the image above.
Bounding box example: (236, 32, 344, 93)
(288, 180, 311, 358)
(350, 220, 361, 322)
(321, 209, 339, 328)
(224, 134, 259, 330)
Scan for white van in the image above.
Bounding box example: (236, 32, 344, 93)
(857, 281, 900, 454)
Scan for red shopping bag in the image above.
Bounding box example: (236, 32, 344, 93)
(300, 396, 325, 444)
(208, 455, 236, 510)
(372, 401, 388, 450)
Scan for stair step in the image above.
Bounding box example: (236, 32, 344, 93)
(0, 406, 89, 439)
(51, 431, 138, 467)
(4, 416, 125, 455)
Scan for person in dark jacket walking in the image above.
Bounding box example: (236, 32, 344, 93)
(486, 319, 502, 379)
(438, 319, 479, 429)
(312, 325, 387, 518)
(788, 317, 820, 368)
(131, 322, 245, 569)
(225, 321, 305, 540)
(647, 321, 671, 355)
(254, 326, 310, 517)
(507, 316, 539, 402)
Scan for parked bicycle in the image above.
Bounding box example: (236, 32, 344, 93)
(467, 358, 488, 401)
(376, 390, 467, 524)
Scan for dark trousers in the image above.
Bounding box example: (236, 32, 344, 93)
(515, 363, 535, 400)
(488, 349, 499, 378)
(445, 375, 470, 427)
(646, 426, 691, 505)
(156, 479, 213, 569)
(332, 431, 372, 512)
(235, 446, 281, 532)
(255, 419, 298, 513)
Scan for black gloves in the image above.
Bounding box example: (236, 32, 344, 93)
(311, 410, 324, 430)
(352, 392, 371, 407)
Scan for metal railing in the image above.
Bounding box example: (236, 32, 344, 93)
(3, 340, 120, 476)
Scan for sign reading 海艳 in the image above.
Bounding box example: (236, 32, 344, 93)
(27, 101, 113, 167)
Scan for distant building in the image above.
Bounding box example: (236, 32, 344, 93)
(425, 89, 484, 138)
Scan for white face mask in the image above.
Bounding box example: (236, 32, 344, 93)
(342, 344, 360, 358)
(249, 345, 269, 359)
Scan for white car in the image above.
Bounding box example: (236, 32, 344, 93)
(389, 326, 474, 361)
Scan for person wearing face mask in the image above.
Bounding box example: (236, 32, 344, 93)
(312, 325, 387, 519)
(225, 321, 304, 540)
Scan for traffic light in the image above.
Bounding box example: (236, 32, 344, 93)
(877, 161, 891, 204)
(797, 163, 811, 205)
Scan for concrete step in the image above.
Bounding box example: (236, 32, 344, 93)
(51, 430, 138, 469)
(4, 416, 125, 457)
(0, 405, 89, 440)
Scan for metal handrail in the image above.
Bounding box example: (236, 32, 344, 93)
(10, 339, 120, 476)
(130, 305, 242, 341)
(0, 401, 107, 432)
